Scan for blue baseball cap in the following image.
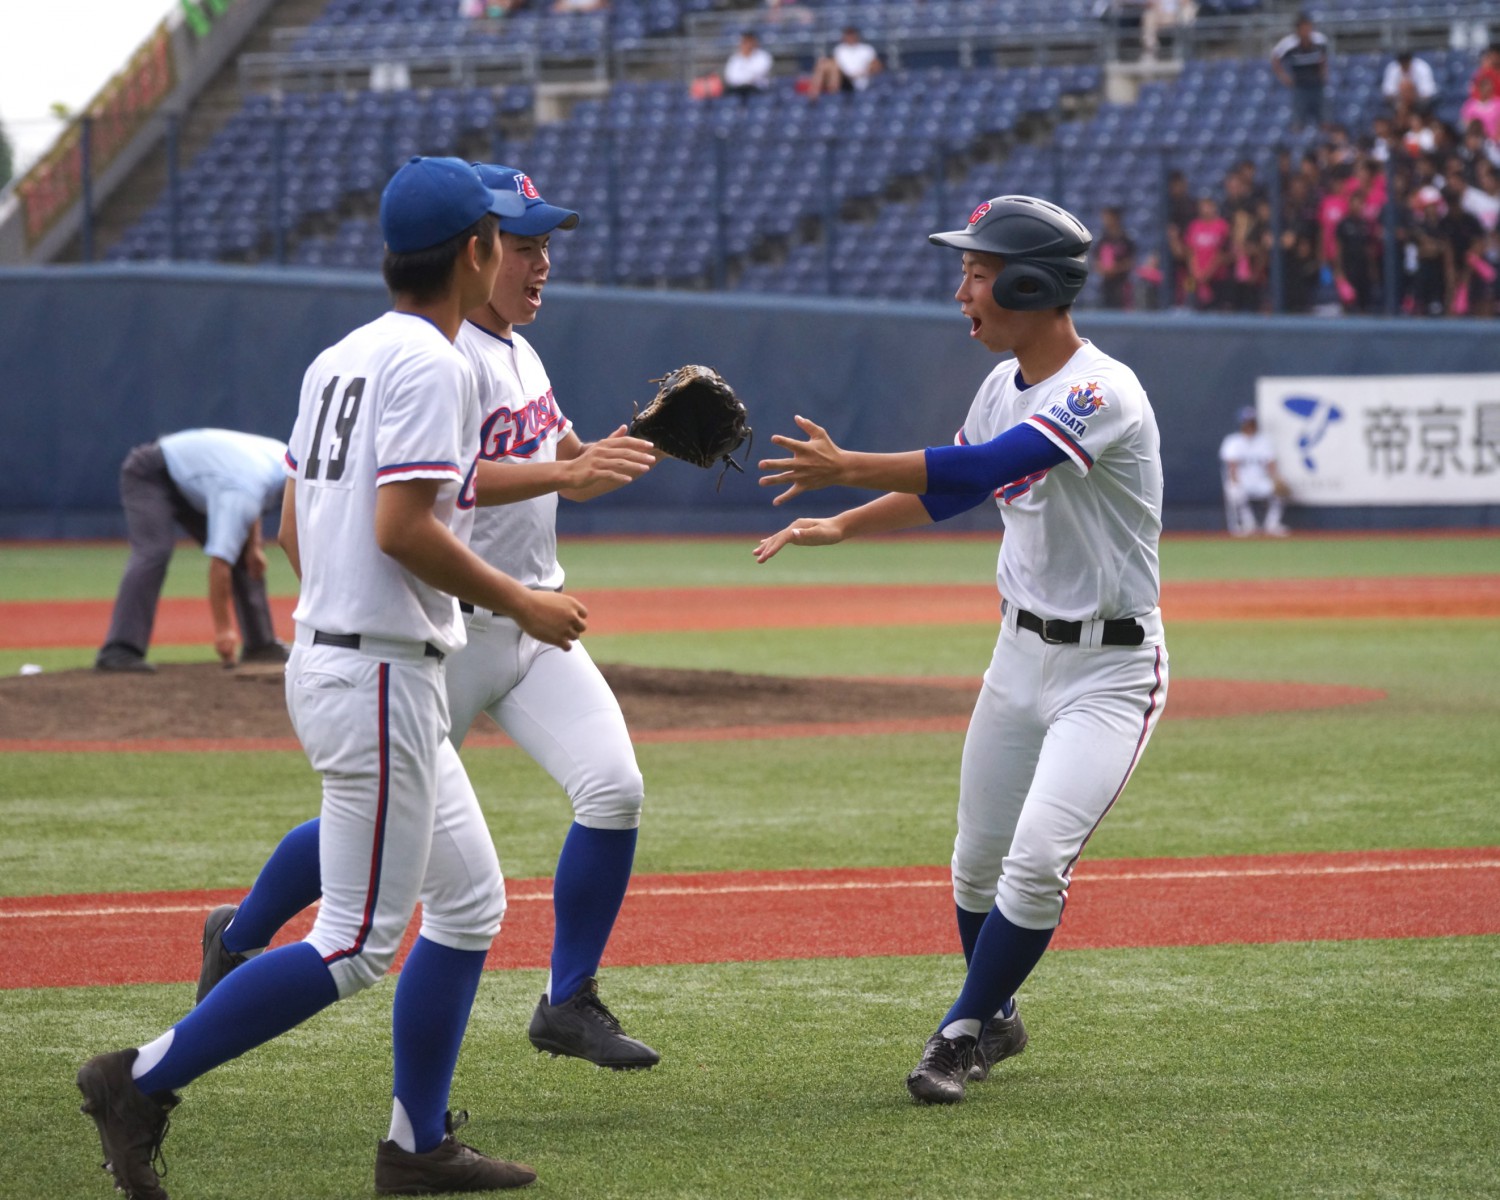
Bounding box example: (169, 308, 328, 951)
(379, 156, 527, 254)
(1237, 405, 1258, 424)
(472, 163, 580, 237)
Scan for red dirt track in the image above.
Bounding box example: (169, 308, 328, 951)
(3, 849, 1496, 991)
(3, 573, 1498, 648)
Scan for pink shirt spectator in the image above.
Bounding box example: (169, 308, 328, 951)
(1460, 95, 1500, 141)
(1185, 217, 1230, 279)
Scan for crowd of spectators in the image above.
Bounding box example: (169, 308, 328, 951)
(1098, 44, 1500, 318)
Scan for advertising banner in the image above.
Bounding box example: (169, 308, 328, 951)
(1255, 374, 1500, 506)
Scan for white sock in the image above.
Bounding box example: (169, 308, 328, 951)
(543, 969, 554, 1005)
(387, 1097, 416, 1153)
(941, 1018, 981, 1041)
(131, 1030, 174, 1080)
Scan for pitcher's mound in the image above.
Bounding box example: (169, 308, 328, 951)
(0, 663, 1384, 744)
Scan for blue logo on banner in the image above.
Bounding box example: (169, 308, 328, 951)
(1283, 395, 1343, 471)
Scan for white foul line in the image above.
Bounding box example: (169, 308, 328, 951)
(3, 859, 1496, 920)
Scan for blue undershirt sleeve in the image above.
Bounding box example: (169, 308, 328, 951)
(923, 423, 1070, 494)
(919, 490, 992, 523)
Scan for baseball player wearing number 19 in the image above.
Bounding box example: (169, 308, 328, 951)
(756, 195, 1169, 1105)
(75, 157, 583, 1198)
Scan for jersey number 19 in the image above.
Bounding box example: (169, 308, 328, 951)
(305, 376, 366, 481)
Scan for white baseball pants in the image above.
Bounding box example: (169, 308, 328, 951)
(951, 608, 1168, 929)
(444, 611, 644, 830)
(286, 633, 505, 999)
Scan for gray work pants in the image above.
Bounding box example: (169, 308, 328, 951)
(99, 442, 278, 659)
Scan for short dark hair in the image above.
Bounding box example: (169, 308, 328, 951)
(381, 212, 498, 302)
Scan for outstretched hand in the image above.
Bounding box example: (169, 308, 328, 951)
(753, 516, 846, 563)
(758, 415, 846, 506)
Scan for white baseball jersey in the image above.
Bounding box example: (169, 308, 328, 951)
(456, 321, 571, 590)
(958, 340, 1162, 622)
(1219, 430, 1279, 499)
(286, 311, 479, 654)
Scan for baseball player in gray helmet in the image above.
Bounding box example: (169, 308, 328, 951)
(756, 194, 1168, 1104)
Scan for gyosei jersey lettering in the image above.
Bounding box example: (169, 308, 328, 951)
(457, 321, 571, 590)
(958, 340, 1162, 622)
(285, 311, 479, 654)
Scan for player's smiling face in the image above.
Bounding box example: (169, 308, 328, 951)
(487, 231, 552, 329)
(956, 251, 1019, 352)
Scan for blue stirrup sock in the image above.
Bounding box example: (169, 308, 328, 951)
(549, 823, 637, 1004)
(955, 904, 988, 964)
(940, 906, 1054, 1033)
(222, 818, 323, 955)
(392, 937, 488, 1154)
(133, 942, 339, 1094)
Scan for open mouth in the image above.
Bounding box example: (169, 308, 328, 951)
(525, 284, 544, 308)
(968, 314, 982, 337)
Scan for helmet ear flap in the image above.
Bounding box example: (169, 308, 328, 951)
(992, 261, 1063, 311)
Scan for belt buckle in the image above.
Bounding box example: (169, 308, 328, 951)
(1040, 619, 1068, 645)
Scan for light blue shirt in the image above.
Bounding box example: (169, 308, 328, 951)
(159, 429, 287, 564)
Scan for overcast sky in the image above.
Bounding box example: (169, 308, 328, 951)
(1, 0, 176, 177)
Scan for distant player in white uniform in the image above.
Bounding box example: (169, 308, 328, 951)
(76, 156, 590, 1198)
(192, 165, 664, 1070)
(1220, 405, 1289, 536)
(755, 196, 1168, 1105)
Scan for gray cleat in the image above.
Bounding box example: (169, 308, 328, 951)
(76, 1048, 179, 1200)
(527, 977, 659, 1070)
(905, 1031, 977, 1105)
(195, 904, 260, 1004)
(968, 1002, 1028, 1081)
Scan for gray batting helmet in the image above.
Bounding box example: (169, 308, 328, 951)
(929, 195, 1092, 311)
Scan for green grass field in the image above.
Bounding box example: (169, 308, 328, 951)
(2, 536, 1498, 1199)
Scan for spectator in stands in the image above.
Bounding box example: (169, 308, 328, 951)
(1271, 13, 1330, 131)
(1185, 195, 1231, 310)
(1444, 183, 1488, 315)
(1163, 168, 1197, 303)
(1277, 175, 1321, 312)
(1407, 186, 1452, 316)
(1368, 114, 1397, 163)
(723, 31, 773, 99)
(1458, 120, 1500, 173)
(1401, 109, 1438, 158)
(1382, 50, 1437, 117)
(1333, 191, 1378, 314)
(1220, 407, 1289, 538)
(1460, 75, 1500, 142)
(808, 27, 882, 97)
(554, 0, 605, 11)
(1094, 206, 1137, 309)
(1140, 0, 1196, 60)
(1471, 46, 1500, 100)
(1229, 197, 1269, 313)
(1462, 159, 1500, 233)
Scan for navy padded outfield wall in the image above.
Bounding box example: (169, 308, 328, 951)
(1, 265, 1495, 537)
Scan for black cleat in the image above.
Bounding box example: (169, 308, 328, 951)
(968, 1003, 1028, 1081)
(195, 904, 260, 1005)
(76, 1048, 179, 1200)
(527, 978, 660, 1070)
(95, 650, 155, 673)
(239, 642, 291, 664)
(905, 1031, 977, 1105)
(375, 1110, 536, 1194)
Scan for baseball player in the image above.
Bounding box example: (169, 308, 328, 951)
(755, 196, 1168, 1105)
(1220, 405, 1289, 536)
(75, 156, 591, 1198)
(192, 164, 664, 1070)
